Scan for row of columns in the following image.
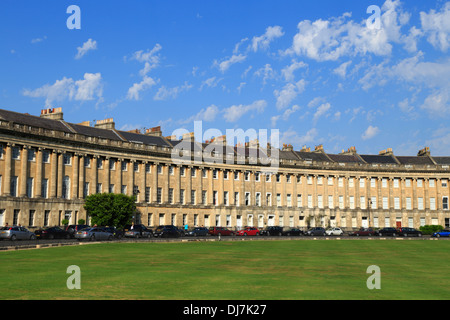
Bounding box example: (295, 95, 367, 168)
(1, 144, 448, 211)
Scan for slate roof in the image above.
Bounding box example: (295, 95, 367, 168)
(0, 109, 72, 133)
(395, 156, 434, 165)
(117, 130, 171, 147)
(432, 157, 450, 165)
(68, 123, 124, 141)
(326, 153, 363, 163)
(294, 151, 331, 162)
(359, 154, 398, 164)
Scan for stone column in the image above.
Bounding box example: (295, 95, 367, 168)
(19, 146, 28, 197)
(78, 155, 85, 198)
(72, 154, 79, 199)
(34, 148, 43, 198)
(50, 150, 58, 198)
(57, 152, 64, 198)
(3, 143, 12, 196)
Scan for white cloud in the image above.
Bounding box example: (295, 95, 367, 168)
(75, 39, 97, 59)
(281, 128, 318, 148)
(281, 60, 307, 82)
(274, 80, 306, 110)
(284, 0, 413, 61)
(251, 26, 285, 52)
(254, 64, 276, 85)
(271, 105, 301, 126)
(23, 73, 103, 107)
(222, 100, 267, 122)
(420, 89, 450, 117)
(128, 44, 163, 77)
(31, 36, 47, 44)
(214, 54, 247, 73)
(200, 76, 223, 90)
(126, 44, 162, 100)
(154, 82, 193, 101)
(127, 76, 157, 101)
(180, 105, 220, 124)
(420, 2, 450, 51)
(74, 72, 103, 101)
(313, 102, 331, 123)
(333, 61, 352, 78)
(362, 125, 380, 140)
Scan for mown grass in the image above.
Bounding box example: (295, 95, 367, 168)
(1, 239, 449, 300)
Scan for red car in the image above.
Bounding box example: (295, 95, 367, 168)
(236, 227, 260, 236)
(208, 227, 234, 236)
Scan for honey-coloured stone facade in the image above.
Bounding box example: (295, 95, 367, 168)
(0, 107, 449, 231)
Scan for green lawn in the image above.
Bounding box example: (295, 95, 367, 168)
(1, 239, 449, 300)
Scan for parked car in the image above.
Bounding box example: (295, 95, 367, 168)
(236, 227, 260, 236)
(432, 229, 450, 238)
(349, 228, 378, 236)
(0, 226, 36, 240)
(326, 227, 344, 236)
(74, 227, 114, 241)
(397, 227, 422, 237)
(186, 227, 210, 237)
(378, 227, 399, 237)
(102, 227, 125, 239)
(208, 226, 234, 236)
(123, 224, 152, 238)
(282, 228, 303, 236)
(35, 226, 71, 239)
(153, 225, 182, 238)
(305, 227, 326, 236)
(260, 226, 284, 236)
(65, 224, 90, 238)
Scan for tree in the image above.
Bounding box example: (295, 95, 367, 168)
(84, 193, 136, 228)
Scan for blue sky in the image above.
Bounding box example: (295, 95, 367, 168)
(1, 0, 450, 155)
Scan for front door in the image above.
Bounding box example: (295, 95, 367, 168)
(362, 217, 368, 228)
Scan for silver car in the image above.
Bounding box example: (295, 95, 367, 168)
(326, 227, 344, 236)
(74, 227, 113, 241)
(0, 226, 37, 240)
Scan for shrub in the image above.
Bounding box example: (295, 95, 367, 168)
(84, 193, 136, 229)
(419, 225, 443, 235)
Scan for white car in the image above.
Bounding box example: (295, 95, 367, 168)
(326, 227, 344, 236)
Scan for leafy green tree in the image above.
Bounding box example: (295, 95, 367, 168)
(84, 193, 136, 228)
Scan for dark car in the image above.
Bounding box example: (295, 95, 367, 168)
(349, 228, 378, 236)
(260, 226, 284, 236)
(305, 227, 326, 236)
(397, 227, 422, 237)
(186, 227, 209, 237)
(378, 227, 399, 237)
(35, 226, 71, 239)
(65, 224, 90, 238)
(208, 226, 234, 236)
(153, 225, 181, 238)
(282, 228, 303, 236)
(103, 226, 125, 239)
(123, 224, 152, 238)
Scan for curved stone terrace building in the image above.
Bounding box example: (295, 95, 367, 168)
(0, 107, 449, 231)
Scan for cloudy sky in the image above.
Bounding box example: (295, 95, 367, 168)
(1, 0, 450, 155)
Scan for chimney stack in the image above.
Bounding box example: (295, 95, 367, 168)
(40, 107, 63, 120)
(94, 118, 115, 130)
(145, 126, 162, 137)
